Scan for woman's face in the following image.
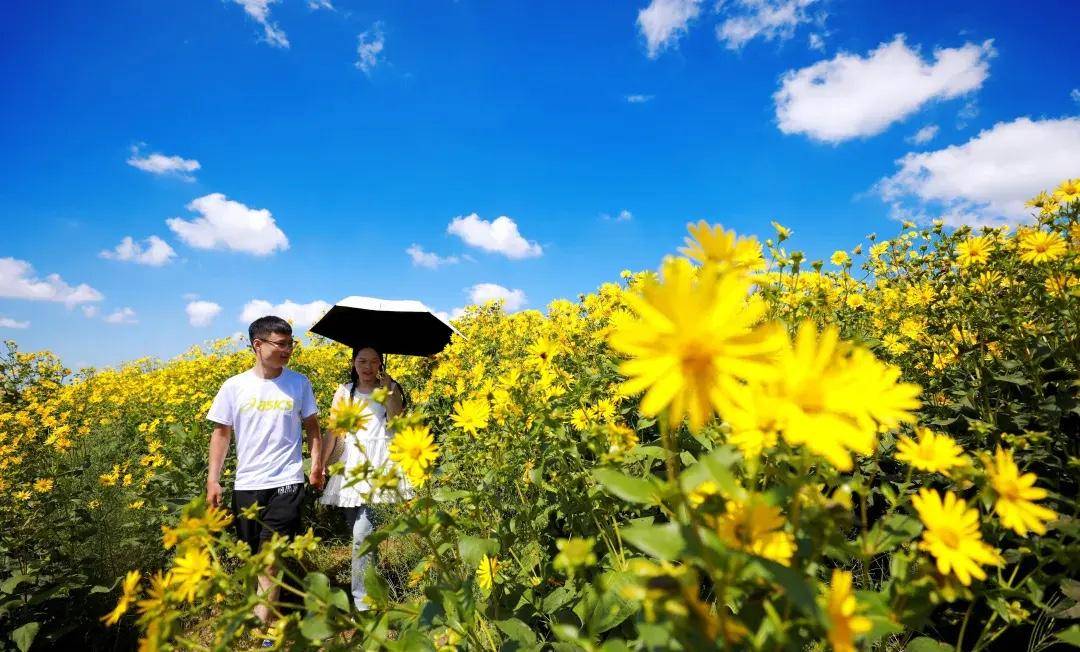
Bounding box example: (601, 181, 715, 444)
(354, 348, 381, 385)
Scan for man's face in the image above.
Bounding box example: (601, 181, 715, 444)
(253, 333, 295, 369)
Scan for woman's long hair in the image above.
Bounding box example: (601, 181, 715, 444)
(347, 345, 407, 409)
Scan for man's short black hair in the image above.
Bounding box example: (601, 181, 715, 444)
(249, 316, 292, 344)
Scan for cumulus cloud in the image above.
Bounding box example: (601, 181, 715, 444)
(717, 0, 819, 50)
(878, 116, 1080, 226)
(637, 0, 701, 58)
(186, 300, 223, 327)
(467, 283, 527, 312)
(447, 214, 542, 259)
(100, 235, 177, 266)
(104, 307, 138, 325)
(0, 316, 29, 329)
(308, 0, 333, 9)
(82, 306, 99, 318)
(808, 32, 824, 51)
(167, 193, 289, 256)
(127, 146, 201, 181)
(0, 257, 103, 307)
(906, 124, 939, 145)
(232, 0, 289, 48)
(626, 94, 654, 103)
(602, 209, 634, 222)
(774, 35, 994, 143)
(240, 299, 331, 331)
(356, 23, 385, 75)
(1072, 88, 1080, 105)
(406, 244, 459, 269)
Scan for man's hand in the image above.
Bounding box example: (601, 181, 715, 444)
(309, 463, 326, 490)
(207, 480, 223, 508)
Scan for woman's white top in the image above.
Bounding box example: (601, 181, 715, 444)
(320, 383, 411, 506)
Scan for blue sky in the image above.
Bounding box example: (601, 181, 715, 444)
(1, 0, 1078, 369)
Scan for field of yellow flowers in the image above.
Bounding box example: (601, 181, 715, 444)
(2, 179, 1078, 651)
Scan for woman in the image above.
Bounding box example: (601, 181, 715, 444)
(320, 345, 406, 611)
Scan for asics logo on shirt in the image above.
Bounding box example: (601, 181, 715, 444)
(238, 397, 295, 413)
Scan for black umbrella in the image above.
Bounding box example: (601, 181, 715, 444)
(309, 295, 459, 356)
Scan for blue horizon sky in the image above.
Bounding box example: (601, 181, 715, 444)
(1, 0, 1077, 370)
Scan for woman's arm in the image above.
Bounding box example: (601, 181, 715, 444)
(320, 386, 345, 467)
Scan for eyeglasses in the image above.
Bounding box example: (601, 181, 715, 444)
(257, 338, 298, 350)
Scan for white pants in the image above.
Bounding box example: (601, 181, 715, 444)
(343, 506, 375, 611)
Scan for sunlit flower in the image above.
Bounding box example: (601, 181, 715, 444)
(1018, 230, 1068, 264)
(553, 538, 597, 574)
(476, 554, 498, 592)
(101, 570, 141, 626)
(986, 447, 1056, 536)
(170, 547, 213, 602)
(955, 236, 993, 267)
(1053, 178, 1080, 204)
(714, 493, 796, 566)
(389, 424, 439, 487)
(895, 427, 967, 475)
(451, 397, 490, 435)
(680, 222, 766, 272)
(912, 489, 1002, 585)
(823, 569, 871, 652)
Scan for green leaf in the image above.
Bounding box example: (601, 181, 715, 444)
(494, 618, 538, 647)
(542, 586, 576, 614)
(905, 637, 953, 652)
(458, 536, 499, 569)
(299, 615, 334, 642)
(1, 574, 34, 595)
(588, 573, 637, 634)
(593, 468, 660, 504)
(620, 522, 685, 560)
(745, 557, 819, 619)
(364, 564, 389, 608)
(12, 622, 39, 652)
(1056, 625, 1080, 647)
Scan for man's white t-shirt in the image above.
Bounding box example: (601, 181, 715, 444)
(206, 368, 319, 491)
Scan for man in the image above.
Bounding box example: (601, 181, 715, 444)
(206, 315, 325, 625)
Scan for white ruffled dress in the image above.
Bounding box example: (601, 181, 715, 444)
(319, 383, 411, 506)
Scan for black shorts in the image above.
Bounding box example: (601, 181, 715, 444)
(232, 483, 305, 552)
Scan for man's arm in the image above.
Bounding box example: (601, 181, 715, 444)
(304, 414, 325, 490)
(207, 423, 232, 508)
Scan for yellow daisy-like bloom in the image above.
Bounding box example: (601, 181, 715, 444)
(1018, 230, 1068, 264)
(389, 424, 439, 488)
(451, 397, 490, 435)
(714, 494, 796, 566)
(101, 570, 141, 626)
(831, 250, 851, 267)
(986, 447, 1056, 536)
(687, 480, 721, 507)
(476, 554, 498, 592)
(1044, 273, 1078, 298)
(1053, 178, 1080, 204)
(717, 384, 782, 459)
(170, 547, 213, 603)
(33, 477, 54, 493)
(912, 489, 1002, 586)
(680, 221, 766, 273)
(136, 571, 170, 616)
(1025, 191, 1055, 209)
(609, 256, 785, 432)
(895, 427, 967, 475)
(328, 397, 371, 434)
(824, 569, 872, 652)
(955, 236, 993, 267)
(770, 323, 921, 471)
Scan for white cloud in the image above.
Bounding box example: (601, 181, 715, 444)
(0, 317, 29, 329)
(232, 0, 289, 48)
(906, 124, 939, 145)
(186, 300, 223, 327)
(878, 116, 1080, 226)
(104, 307, 138, 325)
(0, 258, 103, 307)
(808, 32, 824, 51)
(167, 193, 289, 256)
(956, 99, 979, 129)
(637, 0, 701, 58)
(82, 306, 99, 318)
(626, 94, 655, 103)
(467, 283, 527, 312)
(308, 0, 333, 9)
(717, 0, 819, 50)
(1072, 88, 1080, 105)
(356, 23, 385, 75)
(240, 299, 331, 330)
(434, 307, 467, 323)
(406, 244, 459, 269)
(774, 35, 995, 143)
(602, 209, 634, 221)
(127, 146, 201, 181)
(100, 235, 177, 266)
(447, 214, 542, 259)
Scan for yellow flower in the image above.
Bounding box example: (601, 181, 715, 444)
(451, 397, 490, 435)
(830, 250, 851, 267)
(33, 477, 54, 493)
(912, 489, 1002, 586)
(955, 236, 993, 267)
(476, 554, 498, 592)
(680, 222, 766, 272)
(1018, 230, 1068, 264)
(1044, 273, 1078, 298)
(170, 548, 213, 602)
(389, 424, 439, 487)
(687, 480, 721, 507)
(986, 447, 1056, 536)
(895, 427, 967, 475)
(771, 221, 792, 241)
(714, 494, 796, 566)
(101, 570, 141, 626)
(1026, 190, 1054, 208)
(845, 293, 866, 310)
(1053, 177, 1080, 204)
(328, 397, 371, 433)
(609, 256, 785, 432)
(14, 490, 32, 501)
(553, 538, 597, 574)
(136, 571, 170, 616)
(823, 570, 871, 652)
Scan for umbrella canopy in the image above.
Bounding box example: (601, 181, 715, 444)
(309, 296, 459, 356)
